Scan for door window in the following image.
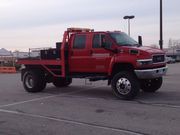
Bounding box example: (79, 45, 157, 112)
(101, 34, 113, 49)
(93, 34, 101, 48)
(92, 34, 112, 49)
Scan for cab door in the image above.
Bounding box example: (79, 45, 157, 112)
(69, 34, 92, 72)
(90, 33, 113, 73)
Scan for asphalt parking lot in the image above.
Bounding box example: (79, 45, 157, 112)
(0, 63, 180, 135)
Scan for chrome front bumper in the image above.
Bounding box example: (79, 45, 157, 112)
(135, 66, 168, 79)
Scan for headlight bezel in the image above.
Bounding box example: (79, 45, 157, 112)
(137, 59, 153, 66)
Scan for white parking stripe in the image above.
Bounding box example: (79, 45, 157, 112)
(0, 108, 145, 135)
(136, 100, 180, 109)
(0, 86, 101, 108)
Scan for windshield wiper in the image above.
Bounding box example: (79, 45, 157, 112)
(134, 44, 142, 47)
(120, 44, 137, 47)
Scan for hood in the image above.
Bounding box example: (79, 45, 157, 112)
(134, 46, 164, 54)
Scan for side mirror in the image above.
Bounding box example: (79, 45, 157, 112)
(138, 36, 142, 46)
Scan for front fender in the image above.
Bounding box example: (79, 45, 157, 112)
(108, 55, 137, 76)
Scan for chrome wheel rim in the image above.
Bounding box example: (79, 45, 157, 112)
(116, 78, 131, 95)
(25, 74, 34, 88)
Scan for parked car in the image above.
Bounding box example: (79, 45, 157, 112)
(166, 57, 176, 64)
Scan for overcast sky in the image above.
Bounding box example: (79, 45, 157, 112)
(0, 0, 180, 51)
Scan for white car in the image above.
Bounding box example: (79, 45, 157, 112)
(166, 57, 176, 64)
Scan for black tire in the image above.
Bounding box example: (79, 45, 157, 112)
(53, 78, 72, 87)
(23, 70, 46, 92)
(111, 71, 140, 100)
(141, 77, 163, 92)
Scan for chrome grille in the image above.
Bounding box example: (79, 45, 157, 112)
(153, 55, 165, 63)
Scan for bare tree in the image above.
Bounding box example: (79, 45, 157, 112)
(150, 44, 159, 49)
(168, 38, 173, 48)
(168, 38, 180, 49)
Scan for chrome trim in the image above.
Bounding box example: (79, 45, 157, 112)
(135, 66, 168, 79)
(137, 59, 152, 62)
(136, 59, 153, 66)
(152, 62, 166, 65)
(116, 78, 131, 95)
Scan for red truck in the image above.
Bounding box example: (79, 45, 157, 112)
(18, 28, 168, 100)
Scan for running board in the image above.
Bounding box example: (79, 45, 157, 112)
(86, 76, 108, 82)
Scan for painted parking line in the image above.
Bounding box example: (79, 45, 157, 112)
(58, 94, 180, 110)
(0, 108, 146, 135)
(135, 100, 180, 109)
(0, 86, 102, 108)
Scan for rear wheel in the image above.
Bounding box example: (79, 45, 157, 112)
(141, 77, 162, 92)
(23, 70, 46, 92)
(53, 78, 72, 87)
(111, 71, 140, 100)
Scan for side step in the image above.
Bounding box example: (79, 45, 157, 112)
(86, 76, 108, 82)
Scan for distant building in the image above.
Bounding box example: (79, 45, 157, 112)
(164, 48, 180, 61)
(0, 48, 12, 56)
(0, 48, 14, 66)
(13, 51, 29, 58)
(13, 51, 40, 59)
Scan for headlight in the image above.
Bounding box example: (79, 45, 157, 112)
(137, 59, 153, 66)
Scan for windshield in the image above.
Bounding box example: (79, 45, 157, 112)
(110, 32, 138, 46)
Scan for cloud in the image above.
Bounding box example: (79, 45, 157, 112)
(0, 0, 180, 50)
(0, 0, 168, 29)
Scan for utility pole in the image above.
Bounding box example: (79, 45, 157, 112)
(159, 0, 163, 49)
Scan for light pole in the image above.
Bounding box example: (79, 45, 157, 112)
(159, 0, 163, 50)
(123, 15, 135, 36)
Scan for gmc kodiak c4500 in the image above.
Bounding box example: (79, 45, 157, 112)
(18, 28, 168, 100)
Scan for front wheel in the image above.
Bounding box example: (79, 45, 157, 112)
(111, 71, 140, 100)
(140, 77, 163, 92)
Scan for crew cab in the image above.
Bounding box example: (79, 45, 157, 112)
(18, 28, 168, 100)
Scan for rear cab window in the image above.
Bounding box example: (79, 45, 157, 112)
(73, 34, 86, 49)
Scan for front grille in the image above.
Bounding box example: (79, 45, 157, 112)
(153, 55, 165, 63)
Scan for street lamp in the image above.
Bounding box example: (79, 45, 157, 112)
(159, 0, 163, 50)
(123, 15, 135, 36)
